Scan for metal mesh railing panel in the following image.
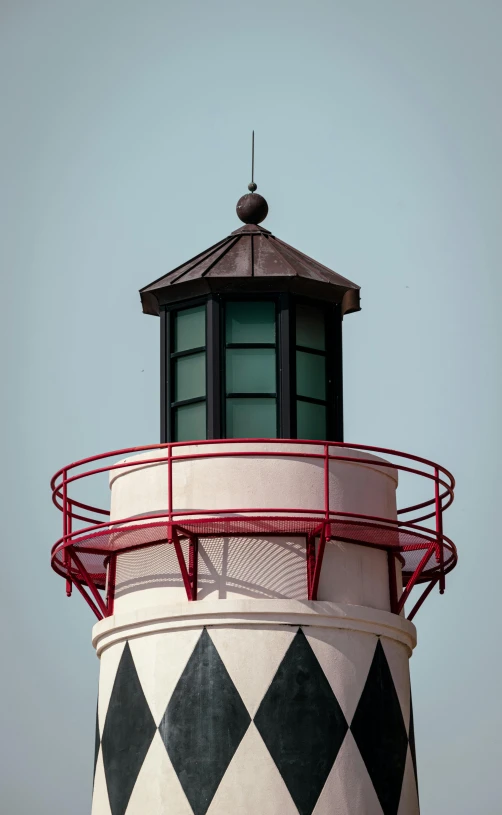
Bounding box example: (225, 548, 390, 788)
(52, 515, 455, 589)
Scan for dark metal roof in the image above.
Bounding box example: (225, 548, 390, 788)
(140, 222, 360, 316)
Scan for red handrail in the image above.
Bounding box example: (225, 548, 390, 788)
(50, 439, 456, 623)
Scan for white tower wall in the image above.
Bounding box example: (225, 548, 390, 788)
(109, 443, 400, 613)
(90, 444, 419, 815)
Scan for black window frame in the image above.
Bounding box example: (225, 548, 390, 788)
(160, 293, 343, 443)
(222, 296, 280, 439)
(161, 297, 209, 444)
(294, 295, 343, 442)
(294, 299, 328, 441)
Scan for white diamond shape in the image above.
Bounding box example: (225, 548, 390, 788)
(91, 747, 112, 815)
(397, 748, 419, 815)
(380, 637, 411, 734)
(97, 640, 126, 738)
(126, 731, 193, 815)
(304, 626, 377, 724)
(207, 723, 298, 815)
(208, 625, 296, 716)
(129, 628, 201, 725)
(312, 730, 383, 815)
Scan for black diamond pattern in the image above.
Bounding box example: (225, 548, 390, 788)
(95, 628, 417, 815)
(160, 628, 251, 815)
(101, 642, 156, 815)
(254, 628, 348, 815)
(93, 702, 100, 782)
(409, 692, 419, 799)
(351, 639, 408, 815)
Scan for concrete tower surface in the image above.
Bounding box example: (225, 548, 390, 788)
(51, 189, 457, 815)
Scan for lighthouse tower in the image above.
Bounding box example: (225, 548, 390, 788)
(51, 187, 457, 815)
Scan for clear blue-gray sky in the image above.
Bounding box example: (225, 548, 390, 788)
(1, 1, 501, 813)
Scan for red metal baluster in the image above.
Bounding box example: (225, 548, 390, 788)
(62, 470, 73, 597)
(166, 443, 174, 547)
(324, 444, 331, 540)
(172, 528, 193, 601)
(397, 543, 435, 615)
(306, 534, 316, 600)
(188, 535, 198, 601)
(66, 548, 104, 620)
(387, 550, 399, 614)
(107, 554, 117, 616)
(407, 577, 439, 622)
(435, 467, 445, 594)
(71, 549, 108, 618)
(66, 498, 73, 596)
(310, 526, 326, 601)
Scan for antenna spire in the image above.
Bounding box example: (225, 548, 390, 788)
(236, 130, 268, 223)
(248, 131, 257, 192)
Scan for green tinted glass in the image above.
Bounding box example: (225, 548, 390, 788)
(175, 305, 206, 352)
(226, 398, 277, 438)
(226, 347, 276, 394)
(175, 402, 207, 441)
(296, 304, 325, 350)
(175, 352, 206, 402)
(296, 400, 327, 441)
(296, 350, 326, 401)
(226, 301, 276, 344)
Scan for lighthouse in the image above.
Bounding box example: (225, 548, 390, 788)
(51, 185, 457, 815)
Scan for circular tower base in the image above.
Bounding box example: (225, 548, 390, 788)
(91, 600, 419, 815)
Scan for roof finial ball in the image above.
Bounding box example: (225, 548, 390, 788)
(236, 130, 269, 224)
(236, 191, 269, 224)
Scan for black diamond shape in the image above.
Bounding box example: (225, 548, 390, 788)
(101, 642, 156, 815)
(351, 639, 408, 815)
(409, 692, 419, 797)
(254, 628, 348, 815)
(160, 628, 251, 815)
(93, 702, 100, 782)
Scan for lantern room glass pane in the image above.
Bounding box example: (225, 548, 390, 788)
(296, 400, 327, 441)
(296, 304, 325, 350)
(175, 352, 206, 402)
(226, 301, 276, 344)
(175, 305, 206, 352)
(296, 350, 326, 401)
(226, 347, 276, 394)
(226, 397, 277, 438)
(175, 402, 207, 441)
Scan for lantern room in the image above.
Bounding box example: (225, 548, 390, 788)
(139, 192, 360, 443)
(50, 185, 457, 625)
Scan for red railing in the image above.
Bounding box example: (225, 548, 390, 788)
(50, 439, 456, 623)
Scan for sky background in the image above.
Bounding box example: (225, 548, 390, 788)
(1, 1, 501, 812)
